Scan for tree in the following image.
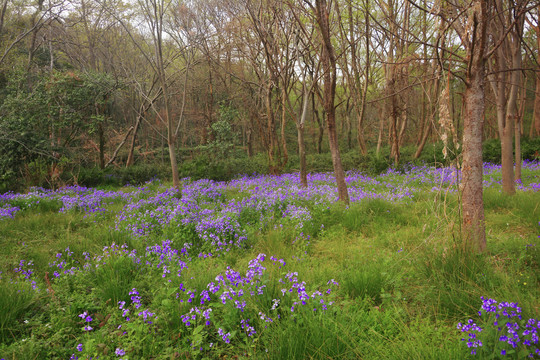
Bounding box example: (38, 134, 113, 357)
(304, 0, 349, 204)
(444, 0, 490, 252)
(487, 0, 526, 195)
(111, 0, 188, 189)
(243, 0, 292, 174)
(529, 4, 540, 137)
(336, 0, 371, 155)
(0, 0, 65, 67)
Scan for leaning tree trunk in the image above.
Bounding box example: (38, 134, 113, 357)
(126, 113, 142, 167)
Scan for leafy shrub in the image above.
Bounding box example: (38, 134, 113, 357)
(521, 137, 540, 161)
(77, 164, 170, 188)
(483, 139, 502, 164)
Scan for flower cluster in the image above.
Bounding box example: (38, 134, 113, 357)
(13, 260, 38, 291)
(458, 297, 540, 357)
(0, 204, 20, 220)
(457, 319, 484, 354)
(79, 311, 93, 331)
(177, 253, 338, 350)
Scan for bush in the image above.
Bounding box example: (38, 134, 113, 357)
(482, 137, 540, 164)
(77, 164, 171, 188)
(521, 137, 540, 161)
(482, 139, 502, 164)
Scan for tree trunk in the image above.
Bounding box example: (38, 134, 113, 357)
(265, 82, 279, 174)
(98, 122, 105, 169)
(460, 0, 487, 253)
(126, 112, 142, 167)
(515, 117, 522, 182)
(462, 68, 487, 252)
(313, 94, 324, 154)
(280, 87, 289, 168)
(107, 126, 133, 168)
(0, 0, 7, 36)
(376, 107, 384, 158)
(27, 0, 44, 71)
(154, 1, 180, 190)
(356, 1, 370, 156)
(532, 14, 540, 137)
(246, 128, 253, 158)
(516, 82, 526, 182)
(414, 120, 431, 159)
(298, 87, 310, 188)
(415, 69, 440, 159)
(533, 70, 540, 137)
(488, 3, 524, 195)
(316, 0, 349, 204)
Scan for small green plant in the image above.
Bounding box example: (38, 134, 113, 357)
(0, 280, 38, 343)
(93, 255, 142, 304)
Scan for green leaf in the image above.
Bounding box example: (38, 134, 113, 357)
(193, 324, 204, 335)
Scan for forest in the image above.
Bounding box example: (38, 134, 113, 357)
(1, 0, 539, 187)
(0, 0, 539, 359)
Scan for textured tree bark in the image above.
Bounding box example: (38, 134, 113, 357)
(515, 118, 522, 182)
(533, 70, 540, 137)
(460, 0, 487, 252)
(162, 79, 180, 189)
(532, 12, 540, 137)
(462, 71, 487, 252)
(502, 39, 522, 195)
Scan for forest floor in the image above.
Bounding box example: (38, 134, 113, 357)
(0, 162, 539, 359)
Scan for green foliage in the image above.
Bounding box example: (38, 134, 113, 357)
(482, 139, 502, 164)
(263, 305, 358, 360)
(340, 259, 390, 304)
(520, 137, 540, 161)
(76, 164, 170, 188)
(482, 137, 540, 164)
(93, 256, 142, 304)
(0, 68, 119, 191)
(198, 102, 239, 163)
(420, 247, 500, 320)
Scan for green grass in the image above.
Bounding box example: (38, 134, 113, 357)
(0, 174, 539, 359)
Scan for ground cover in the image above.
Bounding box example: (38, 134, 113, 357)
(0, 162, 539, 359)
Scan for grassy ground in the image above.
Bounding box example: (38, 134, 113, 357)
(0, 165, 538, 359)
